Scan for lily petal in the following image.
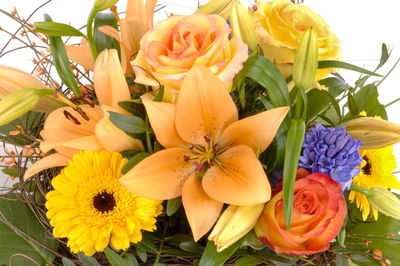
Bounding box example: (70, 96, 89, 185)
(145, 0, 157, 29)
(95, 105, 144, 152)
(23, 153, 70, 180)
(202, 145, 271, 206)
(40, 106, 103, 154)
(182, 174, 223, 241)
(175, 65, 238, 146)
(65, 39, 94, 71)
(220, 106, 289, 153)
(142, 99, 189, 148)
(93, 49, 131, 112)
(120, 148, 196, 200)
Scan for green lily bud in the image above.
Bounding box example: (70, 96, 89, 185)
(209, 203, 264, 252)
(368, 187, 400, 219)
(230, 1, 258, 51)
(343, 117, 400, 149)
(293, 27, 318, 91)
(195, 0, 235, 20)
(0, 88, 54, 126)
(94, 0, 119, 12)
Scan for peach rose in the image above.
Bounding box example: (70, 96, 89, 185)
(132, 14, 248, 102)
(253, 0, 341, 80)
(254, 172, 346, 256)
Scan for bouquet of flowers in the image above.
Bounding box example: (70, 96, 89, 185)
(0, 0, 399, 265)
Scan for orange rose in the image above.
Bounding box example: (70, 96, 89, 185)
(132, 14, 248, 102)
(254, 172, 346, 256)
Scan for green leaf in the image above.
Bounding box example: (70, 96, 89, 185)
(166, 197, 182, 216)
(376, 43, 390, 70)
(153, 85, 165, 102)
(108, 111, 146, 134)
(199, 238, 245, 266)
(104, 247, 129, 266)
(1, 168, 18, 177)
(319, 77, 350, 97)
(136, 247, 147, 262)
(124, 254, 139, 266)
(335, 254, 349, 266)
(237, 55, 290, 113)
(282, 119, 305, 230)
(62, 257, 77, 266)
(352, 84, 387, 119)
(162, 248, 198, 258)
(134, 233, 158, 254)
(234, 256, 265, 266)
(93, 12, 120, 56)
(44, 14, 80, 96)
(121, 152, 149, 174)
(318, 60, 382, 77)
(347, 92, 360, 116)
(165, 234, 194, 247)
(77, 253, 100, 266)
(0, 193, 59, 266)
(119, 101, 146, 119)
(33, 21, 85, 37)
(345, 209, 400, 264)
(179, 241, 204, 253)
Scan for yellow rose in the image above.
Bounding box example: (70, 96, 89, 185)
(253, 0, 341, 79)
(132, 14, 248, 102)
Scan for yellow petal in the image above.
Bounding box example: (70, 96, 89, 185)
(93, 49, 131, 112)
(220, 106, 289, 153)
(95, 105, 144, 152)
(145, 0, 157, 29)
(142, 99, 189, 148)
(182, 174, 223, 241)
(23, 153, 70, 180)
(202, 145, 271, 206)
(65, 38, 94, 71)
(175, 65, 238, 146)
(119, 148, 196, 200)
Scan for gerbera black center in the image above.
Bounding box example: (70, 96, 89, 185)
(93, 191, 116, 213)
(362, 155, 371, 175)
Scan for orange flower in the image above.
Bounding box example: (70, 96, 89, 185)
(255, 172, 346, 256)
(120, 65, 288, 241)
(23, 49, 143, 179)
(132, 14, 248, 102)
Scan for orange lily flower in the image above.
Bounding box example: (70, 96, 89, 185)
(24, 49, 143, 179)
(120, 65, 289, 241)
(66, 0, 156, 74)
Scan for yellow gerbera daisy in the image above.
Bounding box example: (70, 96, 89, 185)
(45, 150, 163, 256)
(349, 145, 400, 220)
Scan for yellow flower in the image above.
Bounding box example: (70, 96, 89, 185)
(23, 49, 143, 180)
(252, 0, 341, 80)
(120, 65, 289, 241)
(349, 146, 400, 220)
(46, 150, 163, 256)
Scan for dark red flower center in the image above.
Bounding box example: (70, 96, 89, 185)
(362, 155, 371, 175)
(93, 191, 116, 213)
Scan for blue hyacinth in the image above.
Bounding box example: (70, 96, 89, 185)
(299, 123, 363, 191)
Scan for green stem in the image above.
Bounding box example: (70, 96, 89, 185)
(350, 185, 371, 196)
(87, 8, 98, 61)
(385, 97, 400, 108)
(145, 116, 153, 154)
(153, 223, 168, 266)
(376, 56, 400, 87)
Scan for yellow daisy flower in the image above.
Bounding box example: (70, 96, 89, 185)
(45, 150, 163, 256)
(349, 146, 400, 221)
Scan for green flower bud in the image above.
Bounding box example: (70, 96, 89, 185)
(293, 27, 318, 91)
(94, 0, 119, 12)
(195, 0, 235, 20)
(0, 88, 54, 126)
(231, 1, 258, 51)
(368, 187, 400, 219)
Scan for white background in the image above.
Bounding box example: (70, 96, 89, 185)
(1, 0, 400, 185)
